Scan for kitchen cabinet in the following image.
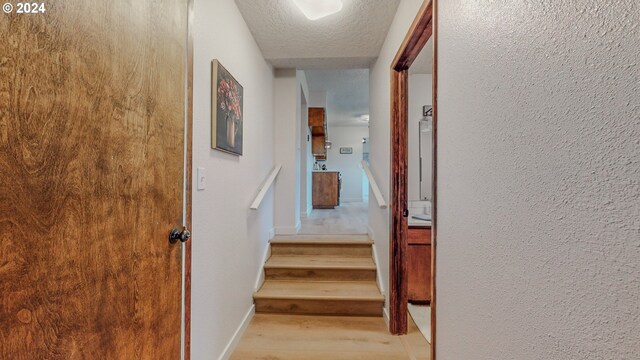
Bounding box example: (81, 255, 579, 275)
(308, 107, 327, 161)
(408, 226, 431, 303)
(312, 135, 326, 157)
(312, 171, 340, 209)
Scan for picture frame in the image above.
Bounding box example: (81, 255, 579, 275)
(339, 147, 353, 154)
(212, 59, 243, 155)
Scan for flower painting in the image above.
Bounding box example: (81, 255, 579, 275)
(212, 60, 243, 155)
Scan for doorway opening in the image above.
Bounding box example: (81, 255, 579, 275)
(298, 69, 371, 235)
(389, 2, 437, 360)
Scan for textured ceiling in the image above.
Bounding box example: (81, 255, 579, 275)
(235, 0, 401, 69)
(410, 38, 433, 74)
(305, 69, 369, 127)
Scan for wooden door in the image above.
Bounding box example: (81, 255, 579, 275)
(0, 1, 188, 359)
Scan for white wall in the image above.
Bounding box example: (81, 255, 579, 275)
(324, 126, 370, 203)
(274, 70, 309, 234)
(436, 1, 640, 359)
(408, 74, 432, 201)
(299, 90, 311, 217)
(368, 0, 425, 313)
(191, 0, 275, 358)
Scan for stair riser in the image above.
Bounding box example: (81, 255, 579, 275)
(265, 268, 376, 281)
(255, 299, 383, 317)
(270, 244, 372, 257)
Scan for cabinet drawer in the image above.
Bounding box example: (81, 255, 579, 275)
(408, 227, 431, 245)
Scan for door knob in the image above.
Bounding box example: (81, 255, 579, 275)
(169, 227, 191, 244)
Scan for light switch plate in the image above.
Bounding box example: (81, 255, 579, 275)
(197, 167, 206, 190)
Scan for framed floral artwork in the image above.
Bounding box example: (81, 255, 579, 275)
(212, 60, 243, 155)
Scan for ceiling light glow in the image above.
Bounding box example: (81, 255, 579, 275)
(293, 0, 343, 20)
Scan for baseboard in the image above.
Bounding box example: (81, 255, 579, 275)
(367, 225, 375, 241)
(254, 244, 271, 291)
(369, 225, 386, 297)
(274, 226, 299, 235)
(218, 305, 255, 360)
(383, 307, 390, 327)
(268, 227, 275, 240)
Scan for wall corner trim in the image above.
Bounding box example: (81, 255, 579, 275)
(254, 244, 271, 292)
(383, 307, 391, 327)
(217, 305, 255, 360)
(369, 225, 386, 298)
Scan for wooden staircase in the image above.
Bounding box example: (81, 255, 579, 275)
(253, 235, 385, 317)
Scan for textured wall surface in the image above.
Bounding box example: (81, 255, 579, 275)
(191, 0, 275, 358)
(437, 1, 640, 359)
(235, 0, 400, 68)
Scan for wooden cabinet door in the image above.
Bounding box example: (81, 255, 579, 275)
(308, 107, 325, 128)
(0, 1, 188, 358)
(313, 172, 339, 208)
(408, 244, 432, 303)
(312, 135, 326, 155)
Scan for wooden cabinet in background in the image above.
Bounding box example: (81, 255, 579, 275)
(408, 226, 432, 304)
(312, 172, 340, 209)
(312, 135, 326, 156)
(308, 107, 327, 160)
(309, 108, 325, 129)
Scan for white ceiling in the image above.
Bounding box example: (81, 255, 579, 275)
(235, 0, 401, 69)
(305, 69, 369, 127)
(410, 38, 433, 74)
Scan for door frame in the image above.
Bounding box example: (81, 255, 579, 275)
(389, 0, 437, 359)
(184, 0, 194, 358)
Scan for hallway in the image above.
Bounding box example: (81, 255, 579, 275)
(232, 314, 429, 360)
(300, 202, 369, 235)
(240, 233, 430, 359)
(2, 0, 638, 359)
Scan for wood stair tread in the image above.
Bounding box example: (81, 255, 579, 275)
(254, 280, 384, 302)
(270, 240, 373, 247)
(271, 235, 372, 245)
(265, 255, 376, 270)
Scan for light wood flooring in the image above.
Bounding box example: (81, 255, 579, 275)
(300, 202, 369, 235)
(231, 314, 430, 360)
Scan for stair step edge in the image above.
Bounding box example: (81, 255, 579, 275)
(253, 293, 385, 302)
(264, 264, 376, 268)
(270, 240, 373, 246)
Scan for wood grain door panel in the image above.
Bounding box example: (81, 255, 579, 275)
(408, 245, 431, 303)
(408, 227, 432, 245)
(0, 1, 187, 358)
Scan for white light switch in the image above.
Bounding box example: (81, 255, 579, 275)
(197, 167, 206, 190)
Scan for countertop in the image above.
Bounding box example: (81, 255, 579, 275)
(408, 217, 432, 228)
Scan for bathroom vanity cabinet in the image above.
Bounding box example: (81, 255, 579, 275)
(408, 226, 432, 304)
